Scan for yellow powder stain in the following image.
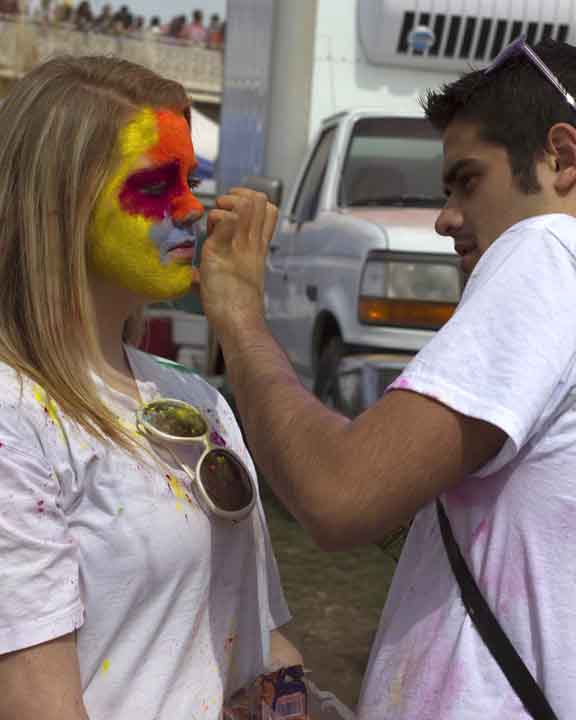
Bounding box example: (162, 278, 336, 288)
(101, 659, 111, 674)
(116, 415, 140, 439)
(388, 658, 408, 709)
(32, 386, 66, 441)
(167, 474, 187, 500)
(33, 386, 60, 424)
(175, 501, 183, 512)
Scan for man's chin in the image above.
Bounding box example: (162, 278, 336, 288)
(460, 251, 481, 275)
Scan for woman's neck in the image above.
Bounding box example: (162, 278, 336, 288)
(90, 275, 144, 402)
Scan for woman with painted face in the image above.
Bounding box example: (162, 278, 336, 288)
(0, 56, 301, 720)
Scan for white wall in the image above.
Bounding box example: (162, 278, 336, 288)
(308, 0, 461, 140)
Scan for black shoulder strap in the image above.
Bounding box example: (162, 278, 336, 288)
(436, 499, 558, 720)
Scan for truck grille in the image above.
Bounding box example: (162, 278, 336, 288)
(397, 11, 569, 62)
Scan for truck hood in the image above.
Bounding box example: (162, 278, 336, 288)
(341, 207, 455, 255)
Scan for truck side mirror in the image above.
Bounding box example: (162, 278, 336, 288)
(241, 175, 283, 207)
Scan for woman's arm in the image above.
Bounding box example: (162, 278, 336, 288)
(0, 633, 89, 720)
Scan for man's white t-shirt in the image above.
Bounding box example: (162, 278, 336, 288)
(358, 214, 576, 719)
(0, 346, 290, 719)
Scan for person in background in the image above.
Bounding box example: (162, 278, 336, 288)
(0, 54, 300, 720)
(73, 0, 93, 31)
(93, 3, 113, 33)
(198, 37, 576, 719)
(164, 13, 185, 40)
(206, 12, 223, 49)
(147, 14, 161, 35)
(111, 4, 131, 33)
(128, 14, 144, 35)
(183, 7, 206, 44)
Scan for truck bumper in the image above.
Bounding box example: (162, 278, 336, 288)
(336, 352, 414, 416)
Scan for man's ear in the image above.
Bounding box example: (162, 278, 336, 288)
(547, 123, 576, 194)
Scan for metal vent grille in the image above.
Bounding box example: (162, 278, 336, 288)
(397, 12, 570, 62)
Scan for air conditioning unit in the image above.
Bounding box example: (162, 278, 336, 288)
(357, 0, 574, 72)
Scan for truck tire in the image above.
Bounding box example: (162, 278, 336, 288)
(314, 336, 351, 414)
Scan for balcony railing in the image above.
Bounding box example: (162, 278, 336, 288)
(0, 15, 223, 101)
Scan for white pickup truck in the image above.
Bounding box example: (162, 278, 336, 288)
(261, 108, 462, 415)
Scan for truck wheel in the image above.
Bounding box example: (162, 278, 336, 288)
(314, 336, 350, 414)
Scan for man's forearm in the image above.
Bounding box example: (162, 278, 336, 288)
(219, 318, 351, 545)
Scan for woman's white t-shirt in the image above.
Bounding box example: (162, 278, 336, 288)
(358, 214, 576, 719)
(0, 345, 290, 719)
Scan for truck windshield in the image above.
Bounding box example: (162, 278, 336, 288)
(340, 117, 445, 209)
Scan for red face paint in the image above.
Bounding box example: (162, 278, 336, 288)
(119, 161, 183, 220)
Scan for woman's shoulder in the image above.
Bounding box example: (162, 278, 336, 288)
(0, 361, 57, 457)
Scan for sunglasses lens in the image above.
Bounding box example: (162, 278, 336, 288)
(142, 401, 207, 438)
(199, 450, 254, 513)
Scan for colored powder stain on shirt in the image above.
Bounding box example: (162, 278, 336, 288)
(388, 659, 408, 710)
(166, 473, 186, 500)
(32, 386, 67, 441)
(36, 499, 45, 514)
(392, 376, 412, 391)
(166, 474, 195, 511)
(117, 506, 124, 515)
(32, 386, 60, 425)
(101, 659, 111, 674)
(117, 415, 140, 438)
(209, 430, 226, 447)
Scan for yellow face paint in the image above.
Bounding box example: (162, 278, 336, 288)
(88, 107, 204, 300)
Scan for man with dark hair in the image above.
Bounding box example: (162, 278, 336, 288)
(201, 37, 576, 718)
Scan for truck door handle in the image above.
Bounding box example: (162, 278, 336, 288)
(306, 285, 318, 301)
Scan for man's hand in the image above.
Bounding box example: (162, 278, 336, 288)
(199, 188, 278, 339)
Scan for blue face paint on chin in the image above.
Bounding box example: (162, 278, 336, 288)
(149, 217, 201, 264)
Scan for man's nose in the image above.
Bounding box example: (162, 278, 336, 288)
(435, 205, 464, 237)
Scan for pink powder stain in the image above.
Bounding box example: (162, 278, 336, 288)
(392, 376, 411, 390)
(209, 430, 226, 447)
(36, 499, 45, 514)
(447, 471, 506, 510)
(471, 518, 489, 543)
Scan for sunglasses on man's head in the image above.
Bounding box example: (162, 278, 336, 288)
(484, 34, 576, 113)
(136, 398, 257, 521)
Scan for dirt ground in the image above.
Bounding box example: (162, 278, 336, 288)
(261, 488, 405, 711)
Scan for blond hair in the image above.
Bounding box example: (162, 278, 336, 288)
(0, 55, 190, 451)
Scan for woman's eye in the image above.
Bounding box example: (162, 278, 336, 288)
(140, 182, 169, 196)
(188, 174, 201, 191)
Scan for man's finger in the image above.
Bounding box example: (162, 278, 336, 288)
(228, 188, 273, 250)
(262, 202, 278, 252)
(206, 209, 238, 248)
(249, 191, 268, 246)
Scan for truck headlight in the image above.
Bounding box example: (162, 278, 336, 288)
(359, 254, 460, 329)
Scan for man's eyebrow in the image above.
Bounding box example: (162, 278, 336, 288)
(442, 158, 482, 187)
